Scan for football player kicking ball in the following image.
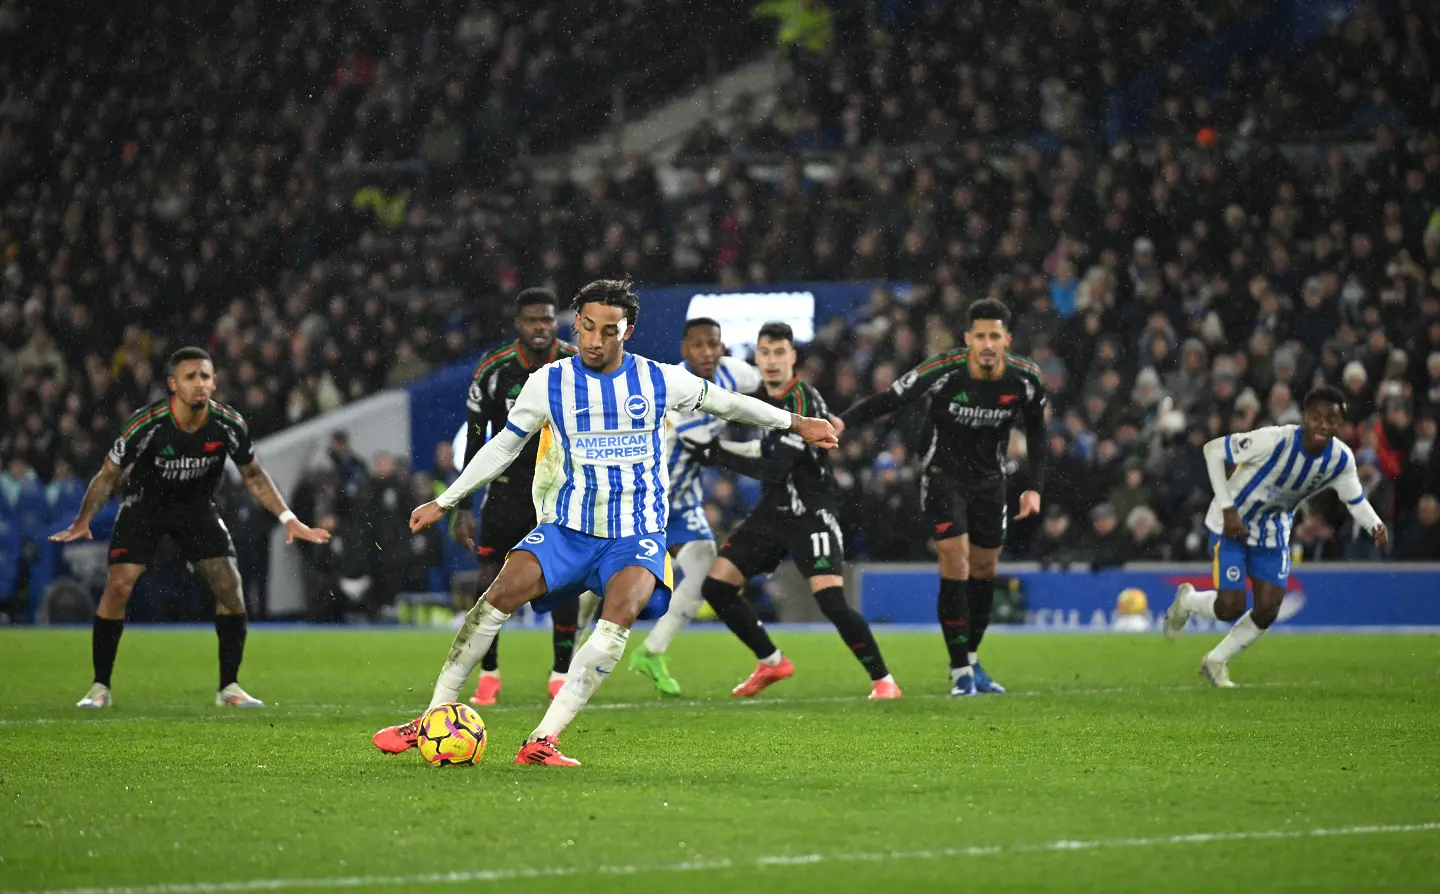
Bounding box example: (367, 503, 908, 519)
(373, 279, 838, 766)
(628, 316, 762, 696)
(1163, 386, 1387, 686)
(51, 348, 330, 709)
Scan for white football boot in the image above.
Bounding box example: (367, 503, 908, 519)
(1199, 656, 1237, 688)
(216, 683, 265, 707)
(76, 682, 111, 708)
(1163, 583, 1194, 643)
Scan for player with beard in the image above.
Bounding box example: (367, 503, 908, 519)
(450, 288, 580, 706)
(51, 347, 330, 709)
(840, 299, 1047, 696)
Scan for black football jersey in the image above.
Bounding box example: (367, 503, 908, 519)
(842, 350, 1048, 488)
(108, 398, 255, 506)
(717, 378, 837, 519)
(459, 339, 577, 508)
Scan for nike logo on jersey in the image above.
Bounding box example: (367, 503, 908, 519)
(999, 394, 1019, 405)
(204, 441, 224, 452)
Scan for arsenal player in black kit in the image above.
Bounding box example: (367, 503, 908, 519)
(684, 322, 901, 700)
(841, 299, 1047, 696)
(50, 347, 330, 709)
(448, 288, 580, 706)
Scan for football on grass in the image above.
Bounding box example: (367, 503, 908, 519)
(417, 702, 487, 767)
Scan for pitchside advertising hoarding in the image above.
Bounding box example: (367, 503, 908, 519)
(856, 563, 1440, 629)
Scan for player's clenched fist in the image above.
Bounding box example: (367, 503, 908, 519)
(410, 500, 446, 532)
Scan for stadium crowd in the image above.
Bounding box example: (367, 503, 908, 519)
(1, 0, 1438, 621)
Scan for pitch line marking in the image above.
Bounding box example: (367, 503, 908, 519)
(6, 822, 1438, 894)
(0, 681, 1323, 727)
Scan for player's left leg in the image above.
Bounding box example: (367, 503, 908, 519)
(633, 512, 715, 695)
(180, 504, 265, 708)
(965, 481, 1008, 694)
(194, 557, 263, 707)
(518, 535, 668, 766)
(795, 510, 899, 699)
(1202, 573, 1285, 688)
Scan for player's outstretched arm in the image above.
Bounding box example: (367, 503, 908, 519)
(238, 461, 332, 545)
(838, 356, 942, 431)
(692, 384, 837, 448)
(49, 458, 123, 542)
(1332, 460, 1389, 551)
(413, 371, 548, 532)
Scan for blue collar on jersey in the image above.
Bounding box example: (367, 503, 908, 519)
(571, 351, 636, 381)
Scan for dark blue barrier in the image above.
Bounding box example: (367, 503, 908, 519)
(856, 562, 1440, 629)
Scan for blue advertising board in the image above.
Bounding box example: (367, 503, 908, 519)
(856, 562, 1440, 629)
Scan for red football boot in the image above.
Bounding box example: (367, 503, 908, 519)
(514, 736, 581, 767)
(470, 674, 501, 707)
(731, 656, 794, 697)
(372, 717, 421, 754)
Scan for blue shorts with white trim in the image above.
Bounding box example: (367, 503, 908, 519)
(514, 523, 672, 613)
(1209, 531, 1290, 590)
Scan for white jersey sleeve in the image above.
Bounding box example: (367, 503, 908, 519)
(1223, 426, 1289, 466)
(1328, 453, 1385, 533)
(436, 371, 549, 509)
(660, 363, 792, 429)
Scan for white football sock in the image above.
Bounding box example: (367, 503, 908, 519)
(1181, 588, 1220, 621)
(531, 620, 629, 741)
(643, 539, 716, 655)
(759, 650, 783, 666)
(951, 666, 974, 683)
(430, 600, 511, 708)
(967, 651, 978, 666)
(1207, 611, 1264, 663)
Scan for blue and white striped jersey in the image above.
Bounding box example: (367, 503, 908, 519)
(663, 356, 762, 511)
(436, 352, 794, 539)
(1204, 425, 1370, 549)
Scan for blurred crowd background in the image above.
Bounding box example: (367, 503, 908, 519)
(1, 0, 1437, 620)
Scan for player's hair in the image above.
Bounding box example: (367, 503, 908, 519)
(757, 321, 794, 345)
(168, 346, 212, 373)
(572, 278, 639, 328)
(968, 298, 1012, 330)
(515, 287, 558, 312)
(684, 317, 722, 336)
(1303, 384, 1347, 415)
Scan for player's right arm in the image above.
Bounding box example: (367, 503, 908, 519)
(49, 457, 124, 542)
(1203, 427, 1284, 540)
(838, 351, 955, 430)
(411, 370, 548, 532)
(663, 364, 837, 447)
(451, 360, 497, 545)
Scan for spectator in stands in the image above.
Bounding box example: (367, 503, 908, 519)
(1085, 504, 1130, 570)
(1395, 494, 1440, 560)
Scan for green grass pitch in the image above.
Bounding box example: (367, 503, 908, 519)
(1, 626, 1438, 894)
